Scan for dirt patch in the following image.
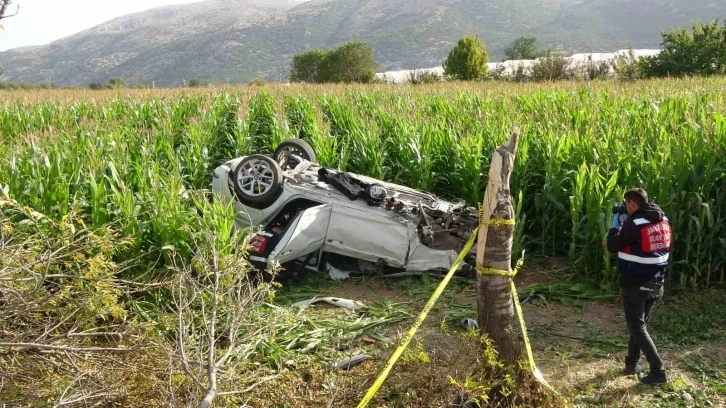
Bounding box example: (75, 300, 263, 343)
(317, 278, 414, 305)
(267, 269, 725, 407)
(515, 256, 571, 288)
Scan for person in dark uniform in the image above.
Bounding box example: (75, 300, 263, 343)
(607, 188, 671, 386)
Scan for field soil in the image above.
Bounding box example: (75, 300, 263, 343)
(253, 259, 726, 408)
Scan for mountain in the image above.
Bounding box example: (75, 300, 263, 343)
(1, 0, 725, 87)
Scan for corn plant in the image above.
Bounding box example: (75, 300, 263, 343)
(0, 79, 724, 289)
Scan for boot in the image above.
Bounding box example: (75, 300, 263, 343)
(624, 362, 645, 375)
(640, 369, 668, 385)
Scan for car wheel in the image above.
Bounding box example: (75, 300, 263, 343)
(232, 154, 283, 205)
(273, 138, 317, 170)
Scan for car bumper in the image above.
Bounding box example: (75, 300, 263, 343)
(248, 255, 269, 271)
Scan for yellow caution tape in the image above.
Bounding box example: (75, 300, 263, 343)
(356, 218, 556, 408)
(355, 225, 480, 408)
(486, 218, 516, 226)
(477, 252, 557, 394)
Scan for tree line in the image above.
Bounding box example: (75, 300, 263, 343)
(289, 17, 726, 84)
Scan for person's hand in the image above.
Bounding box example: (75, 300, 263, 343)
(612, 214, 622, 229)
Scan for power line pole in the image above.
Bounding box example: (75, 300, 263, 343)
(225, 78, 229, 86)
(152, 81, 155, 89)
(40, 69, 53, 88)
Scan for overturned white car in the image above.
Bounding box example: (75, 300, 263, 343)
(211, 139, 479, 281)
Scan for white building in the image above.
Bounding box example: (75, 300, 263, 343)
(375, 49, 661, 83)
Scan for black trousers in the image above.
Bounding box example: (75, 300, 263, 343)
(621, 283, 665, 372)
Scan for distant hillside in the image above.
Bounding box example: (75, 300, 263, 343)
(1, 0, 725, 86)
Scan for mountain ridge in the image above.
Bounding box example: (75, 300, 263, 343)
(1, 0, 724, 86)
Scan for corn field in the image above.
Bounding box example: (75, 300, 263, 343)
(1, 79, 724, 290)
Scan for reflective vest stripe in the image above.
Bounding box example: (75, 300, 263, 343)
(631, 217, 669, 225)
(618, 252, 669, 264)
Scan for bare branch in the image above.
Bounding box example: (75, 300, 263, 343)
(0, 343, 143, 353)
(48, 332, 124, 343)
(0, 0, 19, 21)
(54, 393, 113, 407)
(199, 237, 222, 408)
(176, 272, 204, 391)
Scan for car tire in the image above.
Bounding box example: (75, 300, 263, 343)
(273, 138, 317, 170)
(231, 154, 283, 206)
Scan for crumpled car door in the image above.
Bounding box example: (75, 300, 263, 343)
(324, 205, 410, 268)
(268, 204, 333, 264)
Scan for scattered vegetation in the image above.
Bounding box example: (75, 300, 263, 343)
(0, 81, 48, 90)
(612, 47, 643, 81)
(407, 69, 442, 84)
(529, 52, 575, 81)
(248, 77, 267, 87)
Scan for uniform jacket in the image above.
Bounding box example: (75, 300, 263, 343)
(606, 203, 672, 288)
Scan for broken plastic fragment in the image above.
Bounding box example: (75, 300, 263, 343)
(333, 354, 371, 370)
(460, 317, 478, 331)
(291, 297, 366, 311)
(326, 264, 350, 280)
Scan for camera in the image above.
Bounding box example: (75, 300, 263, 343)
(612, 204, 628, 214)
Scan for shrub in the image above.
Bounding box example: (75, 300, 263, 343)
(106, 77, 126, 89)
(612, 48, 644, 81)
(248, 77, 267, 87)
(586, 59, 612, 80)
(486, 64, 507, 81)
(407, 69, 442, 84)
(530, 52, 574, 81)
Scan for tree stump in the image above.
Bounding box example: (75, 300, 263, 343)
(476, 127, 521, 365)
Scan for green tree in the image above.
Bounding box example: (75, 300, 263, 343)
(290, 49, 326, 83)
(89, 83, 104, 90)
(640, 19, 726, 77)
(443, 36, 490, 81)
(106, 77, 126, 89)
(187, 78, 201, 87)
(316, 41, 379, 83)
(504, 36, 545, 60)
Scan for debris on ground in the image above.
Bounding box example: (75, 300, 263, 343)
(334, 354, 372, 370)
(291, 296, 367, 311)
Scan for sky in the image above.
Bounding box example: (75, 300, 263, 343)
(0, 0, 204, 51)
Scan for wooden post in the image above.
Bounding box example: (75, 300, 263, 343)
(476, 126, 521, 365)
